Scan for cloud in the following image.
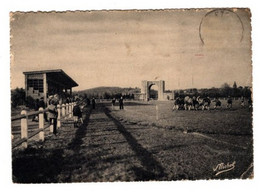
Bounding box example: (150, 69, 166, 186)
(10, 9, 252, 90)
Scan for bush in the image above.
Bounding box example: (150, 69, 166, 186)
(11, 88, 26, 108)
(25, 96, 36, 109)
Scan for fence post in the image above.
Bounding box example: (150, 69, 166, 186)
(69, 103, 72, 118)
(156, 105, 159, 120)
(71, 102, 74, 114)
(62, 103, 65, 117)
(21, 110, 28, 148)
(50, 119, 54, 133)
(66, 103, 69, 117)
(57, 104, 61, 128)
(38, 107, 44, 141)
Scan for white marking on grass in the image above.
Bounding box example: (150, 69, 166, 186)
(240, 162, 253, 179)
(192, 132, 248, 150)
(204, 145, 231, 155)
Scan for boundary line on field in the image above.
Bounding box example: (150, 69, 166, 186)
(240, 162, 254, 179)
(191, 132, 248, 150)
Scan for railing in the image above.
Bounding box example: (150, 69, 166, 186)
(11, 102, 77, 149)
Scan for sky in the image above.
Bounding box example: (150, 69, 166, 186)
(10, 9, 252, 91)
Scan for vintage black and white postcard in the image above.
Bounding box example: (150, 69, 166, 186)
(10, 8, 253, 183)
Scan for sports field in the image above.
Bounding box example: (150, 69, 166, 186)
(12, 100, 253, 182)
(108, 99, 252, 135)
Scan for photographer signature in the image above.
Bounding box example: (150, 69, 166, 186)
(213, 161, 236, 176)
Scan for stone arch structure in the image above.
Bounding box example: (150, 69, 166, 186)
(141, 80, 165, 101)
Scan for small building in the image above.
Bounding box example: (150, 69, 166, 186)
(23, 69, 78, 104)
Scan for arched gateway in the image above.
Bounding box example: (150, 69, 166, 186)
(141, 80, 165, 101)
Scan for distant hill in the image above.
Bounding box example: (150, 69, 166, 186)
(74, 86, 141, 99)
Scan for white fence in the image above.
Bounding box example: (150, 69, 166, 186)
(11, 102, 76, 149)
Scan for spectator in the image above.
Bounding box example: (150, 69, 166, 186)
(86, 98, 90, 106)
(48, 95, 54, 105)
(48, 100, 58, 135)
(73, 101, 83, 127)
(92, 98, 96, 109)
(32, 99, 40, 121)
(119, 96, 124, 110)
(112, 98, 116, 109)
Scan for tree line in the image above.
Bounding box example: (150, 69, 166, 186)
(79, 92, 135, 100)
(11, 82, 252, 108)
(174, 82, 252, 99)
(75, 86, 140, 100)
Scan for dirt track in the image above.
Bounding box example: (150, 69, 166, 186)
(12, 103, 253, 183)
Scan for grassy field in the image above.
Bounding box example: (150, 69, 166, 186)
(11, 100, 253, 182)
(105, 100, 253, 180)
(108, 100, 252, 135)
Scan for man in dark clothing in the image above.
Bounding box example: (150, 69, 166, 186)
(227, 96, 233, 109)
(38, 98, 45, 108)
(112, 98, 116, 106)
(32, 99, 40, 121)
(48, 100, 58, 135)
(66, 97, 70, 104)
(86, 98, 90, 106)
(92, 98, 96, 109)
(73, 102, 83, 127)
(119, 97, 124, 110)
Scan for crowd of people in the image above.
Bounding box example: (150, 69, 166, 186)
(31, 94, 80, 135)
(172, 95, 252, 111)
(32, 94, 126, 135)
(111, 96, 124, 110)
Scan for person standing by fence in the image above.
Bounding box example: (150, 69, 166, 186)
(32, 99, 40, 121)
(112, 98, 116, 110)
(92, 98, 96, 109)
(48, 100, 58, 135)
(86, 97, 90, 106)
(119, 96, 124, 110)
(73, 101, 83, 127)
